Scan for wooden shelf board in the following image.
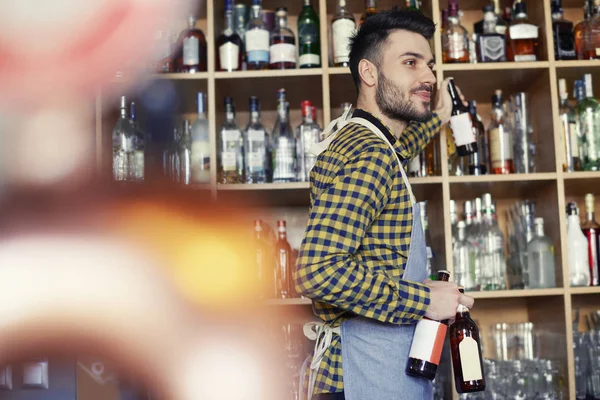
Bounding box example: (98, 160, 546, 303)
(214, 68, 323, 79)
(449, 172, 557, 183)
(563, 171, 600, 180)
(569, 286, 600, 295)
(266, 298, 312, 306)
(555, 60, 600, 69)
(152, 72, 210, 80)
(217, 182, 310, 191)
(468, 288, 565, 299)
(408, 176, 443, 184)
(441, 61, 550, 72)
(328, 67, 351, 75)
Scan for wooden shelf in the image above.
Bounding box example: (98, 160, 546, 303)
(448, 172, 557, 183)
(555, 60, 600, 68)
(408, 176, 443, 184)
(442, 61, 549, 72)
(563, 171, 600, 180)
(214, 68, 323, 79)
(569, 286, 600, 295)
(328, 67, 351, 75)
(469, 288, 565, 299)
(266, 298, 312, 306)
(217, 182, 309, 191)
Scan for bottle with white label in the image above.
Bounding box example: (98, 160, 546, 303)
(449, 287, 486, 393)
(245, 0, 270, 70)
(406, 270, 451, 381)
(244, 96, 269, 183)
(175, 16, 207, 73)
(447, 78, 477, 156)
(218, 97, 244, 184)
(506, 1, 539, 62)
(270, 8, 297, 69)
(217, 0, 243, 72)
(191, 92, 211, 184)
(296, 100, 321, 181)
(332, 0, 356, 67)
(566, 202, 591, 287)
(488, 90, 514, 174)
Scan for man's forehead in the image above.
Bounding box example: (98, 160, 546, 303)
(385, 30, 433, 59)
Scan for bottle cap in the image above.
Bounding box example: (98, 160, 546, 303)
(566, 202, 579, 216)
(224, 96, 233, 106)
(534, 217, 544, 225)
(482, 3, 494, 12)
(249, 96, 259, 110)
(120, 95, 127, 109)
(301, 100, 312, 117)
(585, 194, 595, 212)
(475, 197, 482, 212)
(277, 88, 286, 101)
(457, 221, 466, 229)
(483, 193, 493, 208)
(449, 199, 457, 214)
(275, 7, 287, 15)
(514, 1, 526, 14)
(437, 270, 451, 281)
(492, 90, 503, 104)
(277, 220, 287, 227)
(464, 200, 473, 215)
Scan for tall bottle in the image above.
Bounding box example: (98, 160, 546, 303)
(476, 3, 507, 63)
(406, 270, 451, 380)
(582, 193, 600, 286)
(449, 287, 486, 394)
(450, 199, 458, 247)
(244, 96, 269, 184)
(582, 0, 600, 59)
(178, 119, 192, 185)
(129, 102, 145, 181)
(488, 90, 514, 174)
(419, 201, 436, 279)
(112, 96, 136, 181)
(506, 1, 539, 62)
(359, 0, 377, 26)
(271, 89, 296, 182)
(480, 193, 507, 290)
(332, 0, 356, 68)
(558, 79, 581, 172)
(448, 78, 477, 156)
(217, 0, 243, 72)
(218, 97, 244, 184)
(566, 202, 591, 286)
(552, 0, 576, 60)
(270, 8, 296, 70)
(527, 218, 556, 289)
(296, 100, 321, 182)
(191, 92, 211, 184)
(580, 74, 600, 171)
(275, 220, 293, 299)
(442, 0, 470, 63)
(574, 0, 591, 59)
(254, 220, 275, 298)
(454, 221, 477, 291)
(245, 0, 270, 70)
(468, 101, 488, 175)
(298, 0, 321, 68)
(174, 16, 208, 73)
(164, 126, 181, 182)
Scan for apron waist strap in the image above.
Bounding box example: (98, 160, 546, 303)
(302, 322, 341, 400)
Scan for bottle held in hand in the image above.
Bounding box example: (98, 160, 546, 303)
(447, 78, 477, 157)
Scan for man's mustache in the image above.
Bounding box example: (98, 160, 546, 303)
(411, 85, 433, 93)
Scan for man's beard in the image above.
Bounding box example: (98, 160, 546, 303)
(375, 71, 432, 123)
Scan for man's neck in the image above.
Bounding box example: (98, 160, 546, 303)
(356, 98, 408, 139)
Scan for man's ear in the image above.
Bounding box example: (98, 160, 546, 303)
(358, 59, 377, 89)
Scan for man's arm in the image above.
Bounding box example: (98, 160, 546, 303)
(294, 147, 430, 325)
(396, 113, 442, 161)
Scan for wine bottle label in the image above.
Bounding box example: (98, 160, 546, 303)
(219, 42, 240, 71)
(299, 53, 320, 66)
(408, 155, 420, 174)
(332, 18, 356, 63)
(408, 319, 447, 365)
(509, 24, 538, 40)
(221, 151, 237, 171)
(183, 36, 200, 66)
(191, 142, 211, 183)
(245, 29, 270, 62)
(479, 36, 506, 62)
(449, 113, 476, 146)
(458, 337, 483, 382)
(569, 123, 579, 157)
(273, 137, 296, 180)
(489, 126, 513, 169)
(444, 32, 467, 60)
(248, 152, 264, 170)
(514, 54, 536, 62)
(270, 43, 296, 64)
(222, 129, 241, 171)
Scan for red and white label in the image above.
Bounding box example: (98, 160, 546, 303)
(408, 319, 447, 365)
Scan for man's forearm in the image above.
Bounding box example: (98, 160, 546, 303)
(397, 113, 443, 160)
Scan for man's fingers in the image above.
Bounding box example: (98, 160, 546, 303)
(460, 293, 475, 309)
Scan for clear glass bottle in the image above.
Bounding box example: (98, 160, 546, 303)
(511, 92, 535, 174)
(552, 0, 577, 60)
(218, 97, 244, 184)
(480, 193, 507, 290)
(476, 4, 507, 63)
(164, 126, 181, 182)
(360, 0, 377, 26)
(275, 220, 293, 299)
(270, 8, 296, 70)
(245, 0, 270, 70)
(217, 0, 243, 72)
(174, 16, 208, 73)
(488, 90, 514, 174)
(559, 79, 581, 172)
(582, 0, 600, 59)
(297, 0, 321, 68)
(506, 1, 539, 62)
(190, 92, 210, 184)
(112, 96, 136, 182)
(271, 89, 296, 182)
(420, 201, 437, 279)
(296, 100, 321, 182)
(332, 0, 356, 68)
(178, 119, 192, 185)
(129, 101, 145, 181)
(582, 193, 600, 286)
(450, 199, 458, 247)
(454, 221, 477, 291)
(244, 96, 269, 184)
(442, 0, 470, 63)
(526, 218, 556, 289)
(580, 74, 600, 171)
(566, 202, 591, 286)
(468, 101, 488, 175)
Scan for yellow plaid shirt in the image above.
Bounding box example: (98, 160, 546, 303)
(294, 109, 442, 394)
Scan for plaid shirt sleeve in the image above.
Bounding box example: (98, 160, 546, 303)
(294, 146, 430, 325)
(396, 114, 442, 161)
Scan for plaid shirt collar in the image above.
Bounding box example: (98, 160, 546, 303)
(351, 109, 411, 161)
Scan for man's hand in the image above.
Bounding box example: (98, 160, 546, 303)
(423, 279, 474, 321)
(433, 77, 467, 125)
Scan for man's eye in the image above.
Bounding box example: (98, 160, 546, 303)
(405, 60, 416, 66)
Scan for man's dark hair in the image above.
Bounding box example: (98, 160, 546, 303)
(348, 10, 435, 92)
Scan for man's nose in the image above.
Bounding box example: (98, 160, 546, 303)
(421, 67, 436, 87)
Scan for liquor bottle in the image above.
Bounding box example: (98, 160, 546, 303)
(359, 0, 377, 26)
(332, 0, 356, 68)
(245, 0, 270, 70)
(255, 220, 275, 298)
(450, 199, 458, 246)
(447, 78, 477, 156)
(480, 193, 507, 290)
(442, 0, 470, 63)
(476, 4, 507, 63)
(527, 218, 556, 289)
(178, 119, 192, 185)
(190, 92, 211, 184)
(454, 222, 477, 291)
(174, 16, 208, 73)
(217, 0, 243, 72)
(419, 201, 436, 279)
(298, 0, 321, 68)
(566, 202, 591, 287)
(506, 1, 539, 62)
(218, 97, 244, 184)
(449, 287, 486, 394)
(296, 101, 321, 182)
(574, 0, 592, 59)
(406, 270, 451, 380)
(234, 4, 249, 40)
(262, 9, 276, 32)
(493, 0, 508, 34)
(408, 152, 424, 177)
(129, 102, 145, 181)
(511, 92, 535, 174)
(582, 0, 600, 59)
(488, 90, 514, 174)
(552, 0, 576, 60)
(271, 89, 296, 182)
(559, 79, 581, 172)
(425, 139, 440, 176)
(244, 96, 269, 184)
(474, 0, 507, 35)
(582, 193, 600, 286)
(113, 96, 136, 181)
(580, 74, 600, 171)
(270, 8, 296, 70)
(164, 126, 181, 182)
(468, 101, 488, 175)
(405, 0, 420, 12)
(275, 220, 293, 299)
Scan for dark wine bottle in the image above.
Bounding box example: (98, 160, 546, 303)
(406, 270, 450, 380)
(448, 78, 477, 157)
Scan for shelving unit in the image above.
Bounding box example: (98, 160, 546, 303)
(95, 0, 600, 398)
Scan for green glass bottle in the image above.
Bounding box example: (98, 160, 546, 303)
(580, 74, 600, 171)
(405, 0, 421, 12)
(297, 0, 321, 68)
